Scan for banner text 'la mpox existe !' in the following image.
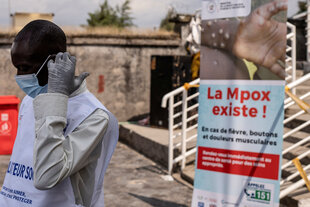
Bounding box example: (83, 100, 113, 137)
(192, 0, 286, 207)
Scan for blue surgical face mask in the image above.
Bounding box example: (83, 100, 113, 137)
(15, 55, 51, 98)
(15, 74, 48, 98)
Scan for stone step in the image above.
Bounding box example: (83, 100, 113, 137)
(284, 124, 309, 138)
(282, 129, 309, 152)
(119, 123, 197, 171)
(294, 86, 310, 97)
(285, 103, 310, 115)
(282, 127, 310, 177)
(285, 120, 310, 135)
(181, 164, 195, 185)
(281, 160, 310, 181)
(282, 136, 309, 148)
(285, 70, 310, 119)
(280, 184, 310, 207)
(285, 107, 310, 122)
(119, 123, 171, 168)
(282, 145, 310, 161)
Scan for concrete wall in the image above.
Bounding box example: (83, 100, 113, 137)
(0, 34, 185, 121)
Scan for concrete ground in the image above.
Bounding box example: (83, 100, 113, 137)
(0, 142, 193, 207)
(0, 155, 9, 188)
(104, 142, 193, 207)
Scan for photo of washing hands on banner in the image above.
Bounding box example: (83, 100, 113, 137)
(200, 0, 287, 80)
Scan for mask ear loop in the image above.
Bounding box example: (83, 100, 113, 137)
(35, 55, 52, 77)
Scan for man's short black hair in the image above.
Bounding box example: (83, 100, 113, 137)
(14, 19, 67, 53)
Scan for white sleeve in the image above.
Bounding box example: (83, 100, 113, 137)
(32, 93, 109, 190)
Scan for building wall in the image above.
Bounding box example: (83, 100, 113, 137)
(0, 35, 185, 121)
(12, 13, 54, 31)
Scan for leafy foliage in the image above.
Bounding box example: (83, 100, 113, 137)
(160, 8, 176, 31)
(298, 1, 307, 13)
(87, 0, 134, 28)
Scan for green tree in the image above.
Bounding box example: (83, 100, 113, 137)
(87, 0, 133, 28)
(298, 1, 307, 13)
(160, 8, 176, 31)
(116, 0, 134, 27)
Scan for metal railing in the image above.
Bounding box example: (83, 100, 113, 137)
(280, 73, 310, 198)
(286, 22, 297, 93)
(161, 78, 200, 175)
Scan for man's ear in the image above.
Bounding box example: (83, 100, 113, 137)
(10, 42, 16, 58)
(11, 42, 15, 50)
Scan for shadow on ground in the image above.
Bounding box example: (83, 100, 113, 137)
(129, 193, 187, 207)
(135, 165, 166, 175)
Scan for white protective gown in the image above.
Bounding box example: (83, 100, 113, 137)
(0, 82, 119, 207)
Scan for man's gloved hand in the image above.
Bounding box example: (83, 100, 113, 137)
(47, 52, 89, 96)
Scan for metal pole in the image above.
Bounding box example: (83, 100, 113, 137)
(181, 89, 188, 170)
(292, 24, 297, 94)
(168, 96, 174, 175)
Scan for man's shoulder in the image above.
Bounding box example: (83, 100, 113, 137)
(68, 92, 110, 117)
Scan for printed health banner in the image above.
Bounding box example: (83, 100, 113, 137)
(192, 0, 287, 206)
